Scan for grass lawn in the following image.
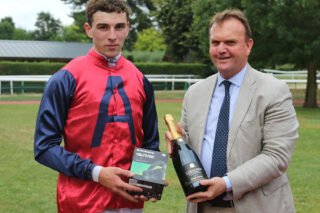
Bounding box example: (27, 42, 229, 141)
(0, 88, 319, 102)
(0, 91, 319, 212)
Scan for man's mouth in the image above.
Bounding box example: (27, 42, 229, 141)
(218, 56, 231, 61)
(106, 44, 118, 48)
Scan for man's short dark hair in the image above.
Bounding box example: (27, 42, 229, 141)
(210, 9, 252, 41)
(86, 0, 131, 26)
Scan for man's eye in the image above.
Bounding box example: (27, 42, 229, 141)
(115, 24, 125, 30)
(98, 25, 108, 31)
(211, 41, 219, 46)
(226, 41, 236, 45)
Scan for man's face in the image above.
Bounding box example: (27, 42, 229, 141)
(209, 18, 253, 79)
(85, 11, 129, 58)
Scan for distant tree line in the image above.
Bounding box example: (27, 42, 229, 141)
(0, 13, 87, 42)
(0, 0, 319, 107)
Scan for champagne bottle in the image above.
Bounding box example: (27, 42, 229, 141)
(164, 114, 208, 197)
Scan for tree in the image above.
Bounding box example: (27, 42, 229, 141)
(58, 24, 90, 42)
(126, 0, 156, 49)
(33, 12, 62, 41)
(61, 0, 157, 49)
(13, 28, 33, 40)
(272, 0, 319, 108)
(156, 0, 196, 62)
(242, 0, 319, 108)
(134, 27, 165, 51)
(0, 17, 15, 39)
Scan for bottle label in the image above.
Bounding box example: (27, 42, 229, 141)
(182, 162, 206, 186)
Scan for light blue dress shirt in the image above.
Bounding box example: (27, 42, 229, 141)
(200, 64, 248, 192)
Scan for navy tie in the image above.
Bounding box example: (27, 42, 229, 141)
(210, 80, 231, 178)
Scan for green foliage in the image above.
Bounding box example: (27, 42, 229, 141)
(12, 29, 33, 40)
(0, 61, 65, 75)
(70, 10, 87, 35)
(0, 17, 15, 39)
(134, 28, 166, 51)
(123, 50, 165, 62)
(191, 0, 242, 64)
(0, 61, 212, 77)
(242, 0, 319, 107)
(57, 25, 90, 42)
(190, 0, 215, 63)
(62, 0, 157, 50)
(61, 0, 87, 6)
(134, 62, 213, 77)
(155, 0, 196, 62)
(267, 0, 320, 68)
(34, 12, 62, 41)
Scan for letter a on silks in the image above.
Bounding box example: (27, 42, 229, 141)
(91, 76, 136, 147)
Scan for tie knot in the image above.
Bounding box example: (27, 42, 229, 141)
(223, 80, 231, 91)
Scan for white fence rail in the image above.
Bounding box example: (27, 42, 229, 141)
(1, 72, 319, 95)
(0, 74, 202, 95)
(262, 69, 320, 78)
(261, 69, 320, 89)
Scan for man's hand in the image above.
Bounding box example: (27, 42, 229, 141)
(98, 167, 143, 203)
(186, 177, 226, 203)
(165, 123, 184, 157)
(138, 181, 169, 203)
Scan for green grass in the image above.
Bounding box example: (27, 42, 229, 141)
(287, 107, 320, 213)
(1, 88, 319, 102)
(0, 95, 319, 212)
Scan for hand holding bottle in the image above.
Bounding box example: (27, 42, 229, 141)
(164, 114, 208, 197)
(186, 177, 227, 203)
(165, 122, 184, 158)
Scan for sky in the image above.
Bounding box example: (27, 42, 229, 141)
(0, 0, 79, 31)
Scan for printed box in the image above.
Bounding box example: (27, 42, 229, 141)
(128, 147, 168, 200)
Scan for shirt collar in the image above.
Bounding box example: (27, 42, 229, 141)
(217, 64, 248, 87)
(93, 49, 122, 66)
(105, 52, 122, 62)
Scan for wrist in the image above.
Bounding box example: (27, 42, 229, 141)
(222, 176, 232, 192)
(92, 165, 103, 182)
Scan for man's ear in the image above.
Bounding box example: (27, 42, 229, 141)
(84, 23, 93, 38)
(246, 38, 254, 57)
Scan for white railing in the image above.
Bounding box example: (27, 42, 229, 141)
(0, 75, 51, 95)
(261, 69, 320, 89)
(0, 74, 202, 95)
(262, 69, 320, 78)
(1, 72, 319, 95)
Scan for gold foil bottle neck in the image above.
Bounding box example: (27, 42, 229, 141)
(164, 114, 183, 140)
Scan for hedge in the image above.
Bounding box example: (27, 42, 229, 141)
(0, 61, 215, 78)
(0, 61, 65, 75)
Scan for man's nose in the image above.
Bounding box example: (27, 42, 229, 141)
(108, 28, 116, 40)
(217, 43, 226, 52)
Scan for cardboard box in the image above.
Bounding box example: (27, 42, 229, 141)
(128, 147, 168, 200)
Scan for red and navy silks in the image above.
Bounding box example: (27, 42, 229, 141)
(34, 49, 159, 212)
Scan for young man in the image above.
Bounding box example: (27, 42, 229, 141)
(166, 9, 298, 213)
(34, 0, 160, 212)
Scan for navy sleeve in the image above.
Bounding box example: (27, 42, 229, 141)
(34, 70, 94, 180)
(142, 76, 160, 151)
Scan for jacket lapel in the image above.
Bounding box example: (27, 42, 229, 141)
(227, 66, 257, 156)
(195, 75, 217, 154)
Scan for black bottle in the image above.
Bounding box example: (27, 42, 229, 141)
(164, 114, 208, 197)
